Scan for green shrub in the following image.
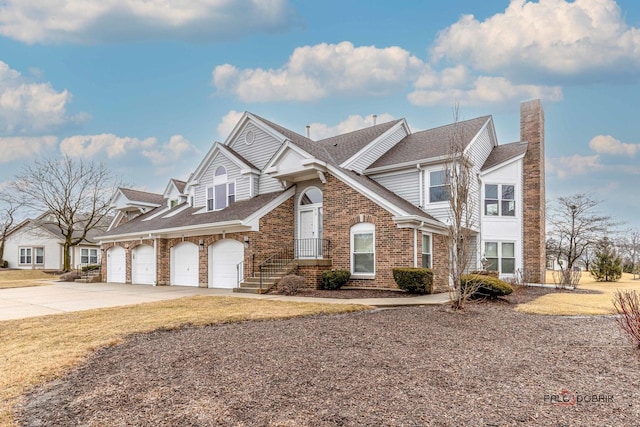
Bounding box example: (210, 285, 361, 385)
(393, 268, 433, 294)
(320, 269, 350, 290)
(470, 270, 499, 278)
(461, 274, 513, 298)
(277, 274, 305, 295)
(0, 260, 7, 268)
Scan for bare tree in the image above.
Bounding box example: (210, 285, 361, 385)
(546, 193, 617, 286)
(446, 106, 477, 310)
(0, 186, 25, 264)
(15, 155, 123, 271)
(619, 229, 640, 274)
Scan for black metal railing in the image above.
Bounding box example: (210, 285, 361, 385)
(235, 238, 331, 290)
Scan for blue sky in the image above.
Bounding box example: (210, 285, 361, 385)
(0, 0, 639, 229)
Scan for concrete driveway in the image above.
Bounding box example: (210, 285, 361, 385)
(0, 282, 239, 321)
(0, 281, 450, 322)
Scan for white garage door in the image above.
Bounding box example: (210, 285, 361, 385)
(209, 239, 244, 288)
(132, 245, 155, 285)
(106, 246, 126, 283)
(171, 242, 199, 286)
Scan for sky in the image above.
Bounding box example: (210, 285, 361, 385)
(0, 0, 639, 229)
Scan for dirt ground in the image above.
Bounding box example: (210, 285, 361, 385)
(16, 287, 640, 426)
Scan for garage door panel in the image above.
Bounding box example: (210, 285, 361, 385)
(132, 245, 155, 285)
(107, 246, 126, 283)
(171, 243, 199, 286)
(209, 239, 244, 289)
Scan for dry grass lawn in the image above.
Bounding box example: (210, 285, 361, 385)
(0, 270, 59, 289)
(517, 271, 640, 315)
(0, 296, 368, 427)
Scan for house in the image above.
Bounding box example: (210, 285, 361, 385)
(4, 213, 104, 271)
(98, 99, 546, 291)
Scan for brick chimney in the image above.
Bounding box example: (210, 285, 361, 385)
(521, 99, 546, 283)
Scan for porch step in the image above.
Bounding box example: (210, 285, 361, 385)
(75, 276, 102, 283)
(233, 261, 298, 294)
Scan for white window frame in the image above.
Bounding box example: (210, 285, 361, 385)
(350, 222, 375, 278)
(34, 247, 44, 265)
(427, 168, 449, 204)
(484, 183, 516, 217)
(19, 247, 32, 265)
(206, 186, 214, 211)
(81, 248, 98, 265)
(484, 241, 516, 274)
(207, 166, 235, 211)
(421, 234, 432, 268)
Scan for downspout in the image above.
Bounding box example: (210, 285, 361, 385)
(476, 173, 482, 270)
(413, 228, 418, 267)
(417, 164, 423, 207)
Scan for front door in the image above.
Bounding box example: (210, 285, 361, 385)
(298, 206, 322, 257)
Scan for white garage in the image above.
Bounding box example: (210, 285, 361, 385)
(171, 242, 199, 286)
(132, 245, 156, 285)
(106, 246, 126, 283)
(208, 239, 244, 288)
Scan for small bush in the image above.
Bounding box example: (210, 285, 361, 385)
(320, 269, 350, 290)
(461, 274, 513, 298)
(470, 270, 499, 278)
(0, 260, 8, 268)
(613, 290, 640, 349)
(277, 274, 305, 296)
(81, 264, 101, 272)
(393, 268, 433, 294)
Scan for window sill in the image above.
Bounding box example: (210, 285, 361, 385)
(351, 273, 376, 280)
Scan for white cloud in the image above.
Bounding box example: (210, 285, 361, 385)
(60, 133, 198, 165)
(589, 134, 640, 156)
(216, 110, 244, 139)
(213, 41, 426, 102)
(0, 61, 83, 134)
(432, 0, 640, 79)
(142, 135, 198, 165)
(0, 0, 294, 44)
(307, 113, 395, 140)
(547, 154, 602, 179)
(60, 134, 156, 159)
(408, 75, 562, 107)
(0, 136, 57, 163)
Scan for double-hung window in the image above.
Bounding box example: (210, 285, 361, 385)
(207, 166, 236, 211)
(351, 223, 375, 276)
(485, 184, 515, 216)
(34, 248, 44, 265)
(19, 248, 32, 265)
(429, 170, 449, 203)
(81, 248, 98, 264)
(422, 234, 432, 268)
(485, 242, 516, 274)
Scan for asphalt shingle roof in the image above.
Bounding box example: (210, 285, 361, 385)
(368, 116, 490, 169)
(100, 190, 287, 238)
(481, 141, 528, 171)
(119, 188, 165, 206)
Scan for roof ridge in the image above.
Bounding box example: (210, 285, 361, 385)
(316, 119, 402, 144)
(412, 115, 491, 135)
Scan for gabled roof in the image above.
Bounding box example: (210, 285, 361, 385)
(368, 116, 491, 169)
(187, 141, 260, 190)
(118, 188, 165, 206)
(7, 213, 109, 245)
(171, 179, 186, 193)
(481, 141, 528, 172)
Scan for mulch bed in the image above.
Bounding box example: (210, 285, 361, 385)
(16, 286, 640, 426)
(275, 288, 416, 298)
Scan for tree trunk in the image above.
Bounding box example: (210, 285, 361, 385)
(63, 240, 72, 271)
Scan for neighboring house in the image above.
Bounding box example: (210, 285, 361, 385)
(98, 100, 546, 290)
(4, 213, 104, 270)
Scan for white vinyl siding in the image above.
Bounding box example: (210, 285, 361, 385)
(464, 124, 493, 229)
(229, 122, 284, 171)
(348, 125, 408, 173)
(371, 169, 420, 206)
(194, 153, 242, 208)
(4, 225, 63, 270)
(258, 174, 284, 194)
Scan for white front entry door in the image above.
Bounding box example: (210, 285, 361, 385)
(298, 207, 322, 257)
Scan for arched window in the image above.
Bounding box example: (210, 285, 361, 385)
(350, 222, 375, 276)
(207, 166, 235, 211)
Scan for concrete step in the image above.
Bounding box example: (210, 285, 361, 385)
(232, 287, 270, 294)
